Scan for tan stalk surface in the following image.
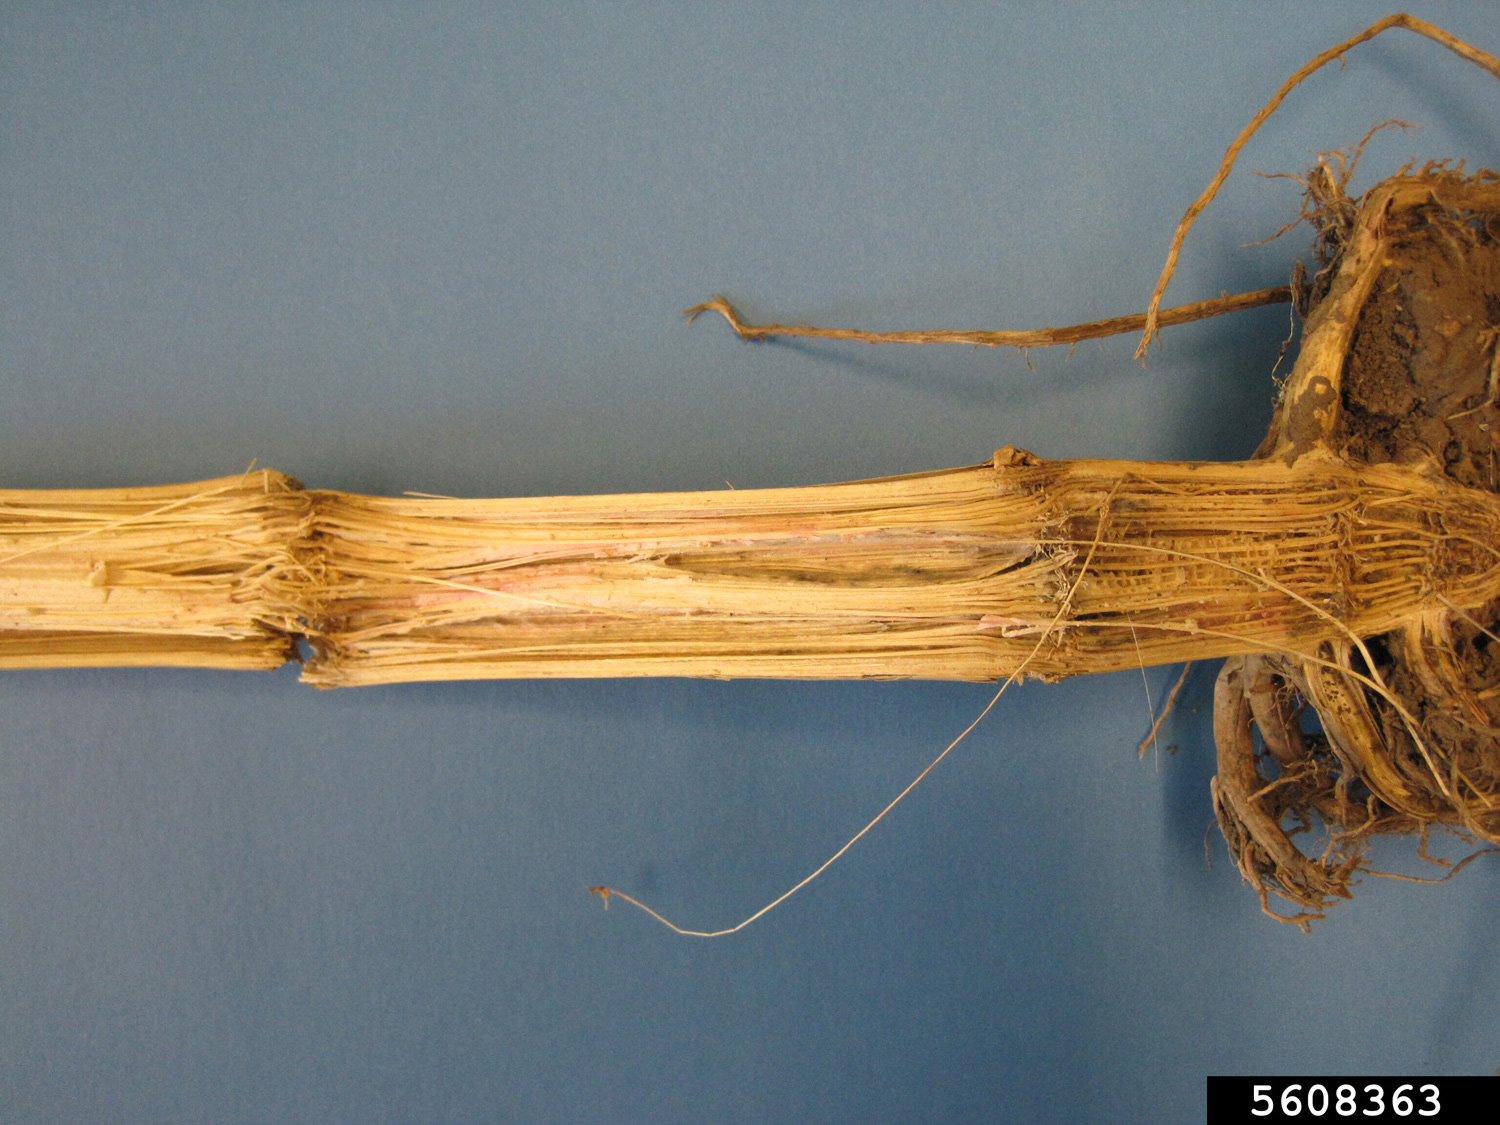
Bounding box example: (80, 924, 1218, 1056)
(0, 471, 308, 670)
(5, 453, 1499, 690)
(293, 454, 1500, 687)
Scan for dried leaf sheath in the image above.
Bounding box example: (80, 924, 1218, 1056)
(283, 454, 1500, 687)
(0, 471, 308, 670)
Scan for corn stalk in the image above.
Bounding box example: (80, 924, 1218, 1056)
(6, 17, 1500, 927)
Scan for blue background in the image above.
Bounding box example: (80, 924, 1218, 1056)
(4, 4, 1500, 1121)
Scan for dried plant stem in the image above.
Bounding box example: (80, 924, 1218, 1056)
(0, 470, 307, 670)
(272, 452, 1500, 687)
(5, 455, 1497, 689)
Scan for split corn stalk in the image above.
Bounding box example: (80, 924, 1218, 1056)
(4, 455, 1497, 692)
(7, 14, 1500, 927)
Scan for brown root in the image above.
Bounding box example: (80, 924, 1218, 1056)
(683, 287, 1292, 352)
(1137, 13, 1500, 357)
(1216, 163, 1500, 921)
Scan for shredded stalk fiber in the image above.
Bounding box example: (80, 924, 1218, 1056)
(0, 472, 307, 670)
